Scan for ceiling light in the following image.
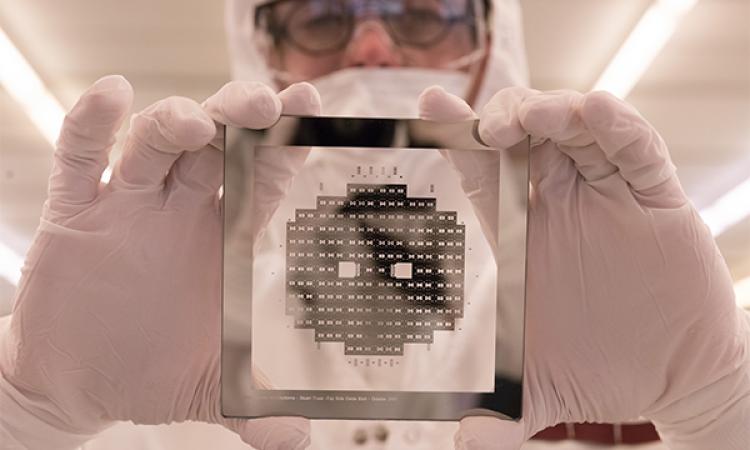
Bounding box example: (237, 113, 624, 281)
(735, 276, 750, 309)
(1, 26, 117, 184)
(0, 27, 65, 146)
(593, 0, 699, 98)
(699, 177, 750, 236)
(0, 240, 23, 286)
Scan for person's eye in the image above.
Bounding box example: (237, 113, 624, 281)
(302, 13, 347, 30)
(399, 9, 445, 27)
(389, 9, 446, 40)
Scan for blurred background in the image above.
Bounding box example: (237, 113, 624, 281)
(1, 0, 749, 312)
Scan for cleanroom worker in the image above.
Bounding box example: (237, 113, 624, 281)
(1, 0, 748, 449)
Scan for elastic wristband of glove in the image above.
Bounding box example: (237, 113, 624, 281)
(651, 309, 750, 450)
(0, 372, 104, 450)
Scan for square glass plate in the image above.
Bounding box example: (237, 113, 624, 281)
(222, 117, 528, 421)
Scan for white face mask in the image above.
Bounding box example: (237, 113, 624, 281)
(310, 67, 471, 118)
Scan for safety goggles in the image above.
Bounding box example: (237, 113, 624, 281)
(254, 0, 486, 57)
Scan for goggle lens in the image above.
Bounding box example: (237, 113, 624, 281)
(256, 0, 479, 55)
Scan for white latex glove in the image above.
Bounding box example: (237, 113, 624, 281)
(0, 75, 320, 450)
(419, 87, 750, 450)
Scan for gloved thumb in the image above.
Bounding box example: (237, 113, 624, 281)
(454, 416, 525, 450)
(278, 82, 321, 116)
(418, 85, 476, 122)
(224, 416, 311, 450)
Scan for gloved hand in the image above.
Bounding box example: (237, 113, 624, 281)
(0, 75, 320, 450)
(419, 87, 750, 450)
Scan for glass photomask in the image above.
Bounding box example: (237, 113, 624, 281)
(222, 117, 529, 421)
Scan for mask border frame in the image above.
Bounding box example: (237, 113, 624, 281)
(221, 116, 529, 422)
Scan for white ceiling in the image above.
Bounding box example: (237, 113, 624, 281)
(1, 0, 749, 305)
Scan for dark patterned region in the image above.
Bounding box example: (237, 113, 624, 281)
(286, 184, 466, 355)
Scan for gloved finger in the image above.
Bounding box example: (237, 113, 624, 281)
(166, 147, 223, 208)
(171, 82, 319, 207)
(278, 82, 321, 116)
(416, 86, 490, 186)
(417, 85, 501, 253)
(477, 87, 572, 189)
(580, 91, 687, 208)
(203, 81, 283, 129)
(158, 83, 313, 208)
(248, 82, 322, 237)
(518, 90, 618, 182)
(47, 75, 133, 217)
(170, 82, 291, 208)
(110, 97, 216, 190)
(454, 416, 525, 450)
(224, 416, 311, 450)
(251, 143, 311, 240)
(418, 85, 476, 121)
(477, 86, 540, 149)
(168, 86, 321, 207)
(202, 81, 319, 153)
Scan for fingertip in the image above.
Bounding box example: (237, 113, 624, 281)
(580, 90, 682, 200)
(477, 87, 536, 149)
(420, 85, 446, 98)
(517, 91, 579, 135)
(234, 416, 311, 450)
(205, 81, 282, 129)
(279, 82, 321, 116)
(68, 75, 134, 126)
(133, 96, 216, 153)
(89, 74, 133, 95)
(518, 90, 592, 146)
(170, 98, 217, 150)
(477, 118, 526, 150)
(580, 89, 656, 154)
(517, 96, 552, 136)
(579, 90, 628, 129)
(418, 85, 475, 122)
(243, 82, 283, 128)
(455, 416, 525, 450)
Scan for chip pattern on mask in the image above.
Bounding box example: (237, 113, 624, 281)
(286, 184, 465, 355)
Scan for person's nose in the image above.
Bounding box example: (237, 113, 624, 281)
(342, 19, 403, 67)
